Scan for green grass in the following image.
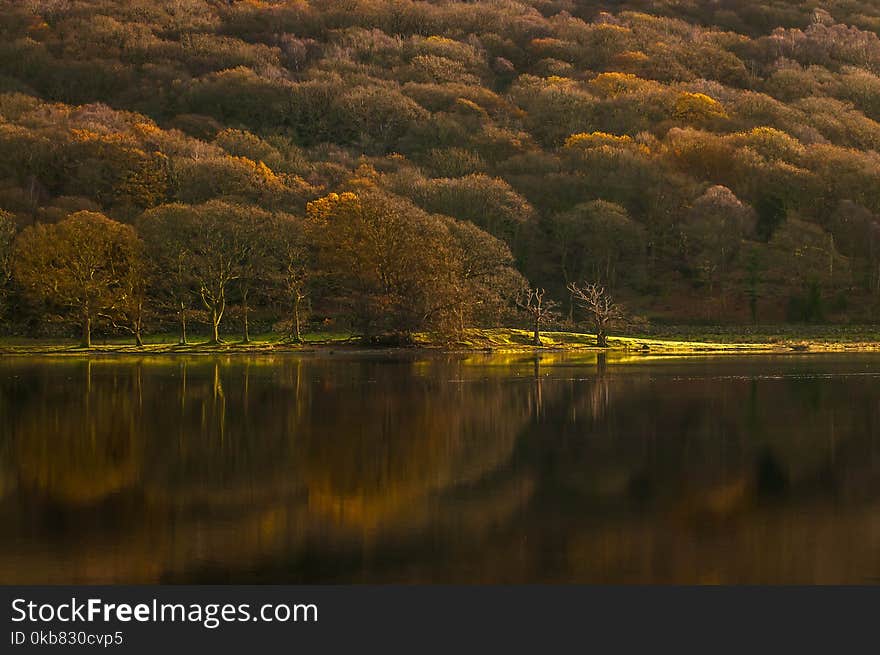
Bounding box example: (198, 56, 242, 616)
(413, 328, 773, 352)
(2, 326, 880, 355)
(418, 326, 880, 353)
(0, 331, 357, 355)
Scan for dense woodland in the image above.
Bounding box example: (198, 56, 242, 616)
(5, 0, 880, 342)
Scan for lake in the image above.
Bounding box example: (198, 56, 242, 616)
(1, 352, 879, 584)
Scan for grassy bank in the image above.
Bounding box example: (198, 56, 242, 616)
(2, 326, 880, 356)
(0, 332, 354, 355)
(416, 327, 880, 353)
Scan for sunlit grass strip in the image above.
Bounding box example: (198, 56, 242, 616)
(2, 327, 880, 355)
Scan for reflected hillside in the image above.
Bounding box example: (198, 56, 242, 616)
(0, 355, 541, 583)
(3, 354, 880, 583)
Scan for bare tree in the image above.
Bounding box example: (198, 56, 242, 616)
(140, 203, 244, 345)
(184, 202, 261, 345)
(99, 243, 148, 347)
(567, 282, 624, 347)
(516, 287, 559, 346)
(138, 205, 197, 345)
(270, 214, 311, 343)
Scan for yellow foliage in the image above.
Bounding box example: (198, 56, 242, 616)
(545, 75, 576, 86)
(221, 155, 287, 191)
(530, 37, 568, 50)
(673, 92, 727, 122)
(347, 162, 380, 189)
(252, 159, 284, 187)
(593, 22, 630, 33)
(306, 191, 360, 223)
(729, 127, 804, 161)
(133, 122, 162, 137)
(564, 131, 633, 149)
(590, 72, 644, 96)
(70, 128, 143, 150)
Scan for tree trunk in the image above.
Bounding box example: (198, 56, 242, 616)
(596, 324, 607, 348)
(241, 288, 250, 343)
(179, 304, 188, 346)
(293, 296, 302, 342)
(81, 315, 91, 348)
(134, 328, 143, 348)
(210, 308, 220, 344)
(533, 315, 541, 346)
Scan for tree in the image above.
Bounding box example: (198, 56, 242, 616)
(65, 130, 168, 213)
(516, 287, 559, 346)
(755, 191, 788, 242)
(142, 201, 260, 345)
(550, 200, 646, 296)
(137, 204, 197, 345)
(269, 213, 311, 343)
(13, 211, 140, 347)
(99, 239, 149, 347)
(235, 206, 275, 343)
(680, 186, 756, 315)
(186, 202, 258, 344)
(307, 188, 523, 337)
(395, 173, 536, 245)
(442, 218, 524, 335)
(306, 190, 456, 336)
(0, 210, 14, 319)
(567, 282, 624, 347)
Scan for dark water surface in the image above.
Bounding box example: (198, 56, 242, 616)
(2, 352, 880, 584)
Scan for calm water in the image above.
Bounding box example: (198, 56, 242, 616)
(2, 352, 880, 584)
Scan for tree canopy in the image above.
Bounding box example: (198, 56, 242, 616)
(4, 0, 880, 335)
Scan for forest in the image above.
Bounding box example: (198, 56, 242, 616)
(4, 0, 880, 343)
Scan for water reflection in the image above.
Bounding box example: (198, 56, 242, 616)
(1, 353, 880, 583)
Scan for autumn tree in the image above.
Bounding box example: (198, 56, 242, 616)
(13, 211, 141, 347)
(567, 282, 624, 347)
(66, 130, 168, 213)
(442, 218, 524, 334)
(307, 189, 520, 336)
(11, 1, 880, 328)
(307, 190, 452, 335)
(395, 173, 536, 245)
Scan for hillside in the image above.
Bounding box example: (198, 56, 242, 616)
(4, 0, 880, 341)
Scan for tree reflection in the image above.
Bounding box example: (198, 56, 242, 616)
(3, 354, 880, 583)
(11, 361, 144, 504)
(0, 355, 540, 582)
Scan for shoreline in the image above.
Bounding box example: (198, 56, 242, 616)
(2, 328, 880, 356)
